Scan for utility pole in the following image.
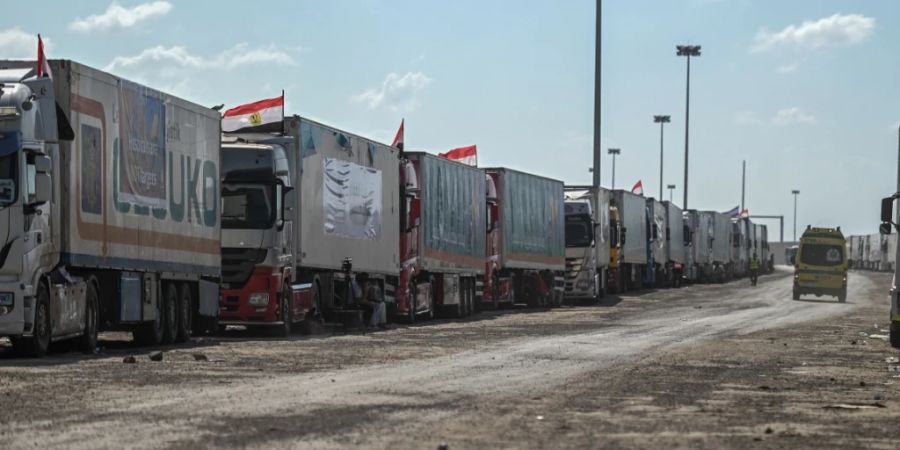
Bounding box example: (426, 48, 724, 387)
(741, 160, 746, 212)
(792, 190, 800, 241)
(654, 115, 671, 199)
(677, 45, 701, 209)
(608, 148, 621, 189)
(592, 0, 602, 188)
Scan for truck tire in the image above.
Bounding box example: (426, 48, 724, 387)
(14, 283, 51, 357)
(175, 283, 192, 343)
(891, 322, 900, 349)
(271, 285, 292, 338)
(78, 280, 99, 354)
(161, 283, 179, 345)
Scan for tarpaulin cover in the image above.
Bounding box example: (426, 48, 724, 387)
(323, 157, 382, 239)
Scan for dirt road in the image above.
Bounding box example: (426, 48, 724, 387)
(2, 268, 898, 449)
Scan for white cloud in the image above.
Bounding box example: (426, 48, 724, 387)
(104, 43, 295, 72)
(776, 62, 799, 74)
(733, 110, 763, 126)
(752, 13, 875, 52)
(103, 43, 296, 100)
(70, 1, 173, 32)
(353, 72, 433, 112)
(0, 28, 51, 59)
(772, 107, 817, 126)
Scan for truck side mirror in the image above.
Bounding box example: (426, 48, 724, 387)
(279, 185, 294, 231)
(407, 197, 421, 232)
(881, 197, 894, 233)
(487, 202, 499, 233)
(33, 173, 51, 204)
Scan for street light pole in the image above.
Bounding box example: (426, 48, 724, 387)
(592, 0, 602, 189)
(677, 44, 701, 209)
(667, 184, 676, 203)
(608, 148, 621, 189)
(654, 115, 671, 199)
(792, 189, 800, 241)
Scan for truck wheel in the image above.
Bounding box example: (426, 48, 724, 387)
(78, 280, 99, 354)
(15, 283, 51, 357)
(407, 281, 417, 324)
(161, 283, 179, 345)
(272, 287, 292, 338)
(175, 283, 192, 343)
(891, 322, 900, 349)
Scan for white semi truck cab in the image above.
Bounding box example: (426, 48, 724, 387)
(564, 199, 599, 300)
(0, 71, 62, 354)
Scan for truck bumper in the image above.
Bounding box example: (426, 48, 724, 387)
(219, 268, 282, 325)
(0, 282, 30, 337)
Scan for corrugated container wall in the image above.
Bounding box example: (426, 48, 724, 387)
(412, 152, 486, 273)
(491, 168, 565, 271)
(665, 202, 685, 264)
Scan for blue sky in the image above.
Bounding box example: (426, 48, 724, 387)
(2, 0, 898, 237)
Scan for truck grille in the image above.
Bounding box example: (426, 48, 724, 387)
(221, 248, 268, 289)
(565, 258, 584, 280)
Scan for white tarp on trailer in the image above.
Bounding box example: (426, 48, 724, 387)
(322, 157, 382, 240)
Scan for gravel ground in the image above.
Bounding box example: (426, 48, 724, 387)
(0, 268, 896, 449)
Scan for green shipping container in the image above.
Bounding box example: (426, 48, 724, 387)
(488, 168, 565, 271)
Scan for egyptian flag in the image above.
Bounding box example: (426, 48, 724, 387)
(36, 34, 51, 79)
(222, 94, 284, 133)
(631, 180, 643, 196)
(439, 145, 477, 166)
(391, 119, 404, 151)
(722, 206, 740, 218)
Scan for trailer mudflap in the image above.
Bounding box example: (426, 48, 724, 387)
(198, 279, 219, 318)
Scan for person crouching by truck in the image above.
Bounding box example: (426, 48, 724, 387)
(353, 273, 387, 329)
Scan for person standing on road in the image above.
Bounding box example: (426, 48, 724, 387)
(750, 252, 760, 285)
(354, 273, 386, 329)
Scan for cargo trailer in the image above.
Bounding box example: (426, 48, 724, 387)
(611, 190, 648, 290)
(732, 218, 750, 278)
(482, 168, 565, 308)
(398, 151, 485, 321)
(647, 198, 667, 286)
(663, 201, 685, 287)
(0, 59, 221, 356)
(685, 210, 714, 282)
(218, 116, 400, 333)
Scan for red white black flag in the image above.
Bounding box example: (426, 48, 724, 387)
(222, 94, 284, 133)
(36, 34, 51, 79)
(391, 119, 404, 151)
(631, 180, 644, 196)
(439, 145, 477, 166)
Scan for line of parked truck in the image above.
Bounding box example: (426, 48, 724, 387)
(845, 233, 898, 272)
(0, 59, 773, 357)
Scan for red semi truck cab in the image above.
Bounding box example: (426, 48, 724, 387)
(218, 137, 311, 336)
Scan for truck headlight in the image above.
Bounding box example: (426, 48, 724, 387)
(248, 292, 270, 306)
(0, 292, 12, 306)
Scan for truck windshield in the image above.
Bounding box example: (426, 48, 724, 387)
(800, 244, 844, 267)
(221, 183, 274, 229)
(0, 133, 19, 207)
(566, 216, 593, 248)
